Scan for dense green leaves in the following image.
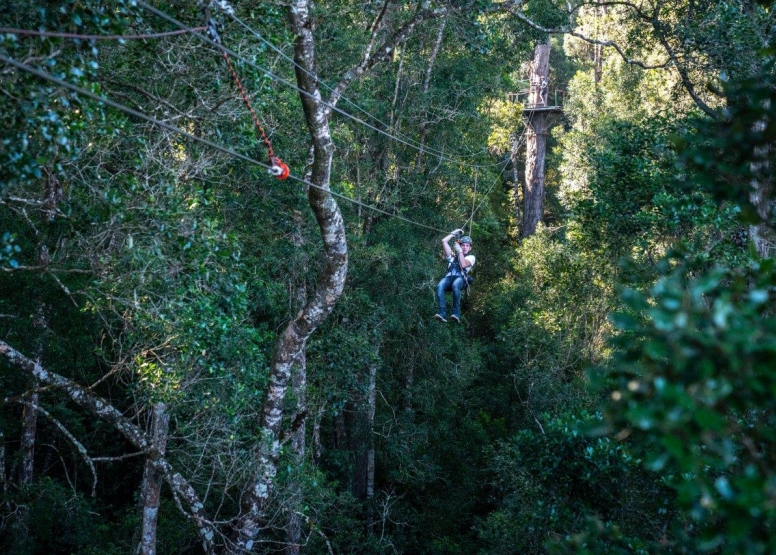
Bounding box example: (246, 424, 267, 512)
(1, 0, 775, 552)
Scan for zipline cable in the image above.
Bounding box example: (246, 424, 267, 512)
(0, 27, 206, 40)
(136, 1, 508, 171)
(463, 125, 529, 233)
(0, 54, 449, 234)
(226, 12, 490, 163)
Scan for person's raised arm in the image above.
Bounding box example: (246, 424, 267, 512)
(442, 229, 463, 258)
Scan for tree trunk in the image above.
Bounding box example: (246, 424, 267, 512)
(366, 364, 377, 530)
(0, 432, 5, 494)
(18, 394, 37, 487)
(137, 403, 170, 555)
(511, 133, 522, 229)
(593, 6, 606, 84)
(14, 302, 47, 552)
(285, 212, 308, 555)
(230, 0, 349, 550)
(350, 362, 378, 506)
(749, 101, 772, 256)
(312, 403, 325, 466)
(522, 40, 551, 238)
(415, 16, 447, 171)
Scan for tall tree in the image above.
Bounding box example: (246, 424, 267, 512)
(522, 39, 551, 238)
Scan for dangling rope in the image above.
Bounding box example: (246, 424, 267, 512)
(205, 5, 289, 180)
(468, 167, 478, 236)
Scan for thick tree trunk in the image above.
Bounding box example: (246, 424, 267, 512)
(138, 403, 170, 555)
(523, 115, 548, 237)
(522, 40, 551, 238)
(284, 353, 306, 555)
(230, 0, 348, 550)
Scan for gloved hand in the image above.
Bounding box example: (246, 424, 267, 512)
(454, 243, 462, 254)
(451, 228, 464, 237)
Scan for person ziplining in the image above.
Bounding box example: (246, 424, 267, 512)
(435, 229, 476, 323)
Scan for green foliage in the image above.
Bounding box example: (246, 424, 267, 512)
(0, 478, 136, 554)
(560, 113, 741, 267)
(3, 0, 773, 552)
(600, 250, 776, 552)
(587, 57, 776, 552)
(675, 59, 776, 225)
(478, 411, 672, 554)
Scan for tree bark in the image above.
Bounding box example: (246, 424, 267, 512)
(511, 133, 522, 230)
(366, 364, 377, 530)
(0, 432, 5, 494)
(749, 102, 772, 256)
(285, 212, 308, 555)
(18, 394, 37, 486)
(138, 403, 170, 555)
(522, 40, 551, 238)
(229, 0, 348, 550)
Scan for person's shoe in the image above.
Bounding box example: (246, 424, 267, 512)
(435, 314, 447, 323)
(450, 314, 460, 323)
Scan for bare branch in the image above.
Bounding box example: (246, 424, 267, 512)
(504, 0, 717, 116)
(329, 4, 453, 110)
(0, 340, 218, 554)
(19, 400, 99, 497)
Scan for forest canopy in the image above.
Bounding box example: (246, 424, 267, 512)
(1, 0, 774, 553)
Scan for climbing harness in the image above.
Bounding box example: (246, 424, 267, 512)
(445, 232, 475, 295)
(204, 3, 289, 180)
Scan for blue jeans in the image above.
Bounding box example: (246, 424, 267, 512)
(436, 275, 466, 318)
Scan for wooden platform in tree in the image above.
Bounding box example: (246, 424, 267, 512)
(522, 105, 563, 114)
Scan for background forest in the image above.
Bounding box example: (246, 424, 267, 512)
(1, 0, 775, 553)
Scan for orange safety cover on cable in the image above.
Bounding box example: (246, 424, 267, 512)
(268, 157, 290, 180)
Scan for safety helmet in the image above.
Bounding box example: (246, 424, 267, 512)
(459, 236, 472, 245)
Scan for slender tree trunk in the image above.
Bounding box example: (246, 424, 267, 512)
(593, 6, 605, 83)
(522, 40, 551, 238)
(404, 363, 414, 412)
(351, 361, 378, 507)
(365, 364, 377, 530)
(13, 392, 37, 552)
(14, 301, 47, 552)
(511, 133, 522, 229)
(415, 16, 447, 171)
(19, 395, 37, 487)
(0, 432, 5, 495)
(749, 102, 772, 256)
(137, 403, 170, 555)
(285, 212, 308, 555)
(312, 403, 325, 466)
